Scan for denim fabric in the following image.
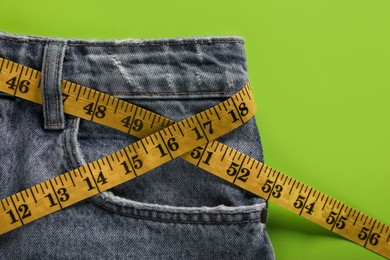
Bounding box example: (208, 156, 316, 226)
(0, 31, 275, 259)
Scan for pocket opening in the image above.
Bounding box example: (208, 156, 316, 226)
(64, 98, 267, 223)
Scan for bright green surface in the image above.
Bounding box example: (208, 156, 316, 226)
(1, 0, 389, 259)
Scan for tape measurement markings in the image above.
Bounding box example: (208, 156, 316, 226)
(0, 57, 389, 258)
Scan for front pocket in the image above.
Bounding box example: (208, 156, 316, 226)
(66, 97, 266, 209)
(61, 95, 274, 259)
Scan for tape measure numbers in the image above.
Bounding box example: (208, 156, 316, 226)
(0, 57, 389, 258)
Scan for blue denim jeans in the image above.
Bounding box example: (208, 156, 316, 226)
(0, 31, 275, 259)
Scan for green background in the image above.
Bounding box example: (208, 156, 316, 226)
(1, 0, 389, 259)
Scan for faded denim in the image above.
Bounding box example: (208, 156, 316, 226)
(0, 31, 275, 259)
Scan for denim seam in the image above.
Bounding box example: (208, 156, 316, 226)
(0, 36, 244, 47)
(69, 117, 86, 169)
(99, 200, 264, 216)
(43, 46, 50, 127)
(95, 201, 262, 225)
(96, 91, 236, 96)
(46, 123, 64, 126)
(70, 117, 86, 168)
(0, 92, 235, 98)
(97, 202, 261, 216)
(62, 127, 75, 171)
(66, 40, 243, 47)
(53, 43, 61, 125)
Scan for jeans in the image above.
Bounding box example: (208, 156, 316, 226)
(0, 31, 275, 259)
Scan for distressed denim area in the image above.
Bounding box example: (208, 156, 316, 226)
(0, 31, 275, 259)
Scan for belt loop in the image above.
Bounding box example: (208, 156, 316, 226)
(40, 40, 67, 130)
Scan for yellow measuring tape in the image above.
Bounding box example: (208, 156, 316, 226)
(0, 57, 389, 258)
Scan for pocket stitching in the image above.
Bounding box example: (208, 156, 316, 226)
(94, 197, 266, 225)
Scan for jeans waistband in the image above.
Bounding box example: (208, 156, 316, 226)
(0, 31, 249, 99)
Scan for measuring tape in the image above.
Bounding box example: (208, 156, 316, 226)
(0, 57, 389, 258)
